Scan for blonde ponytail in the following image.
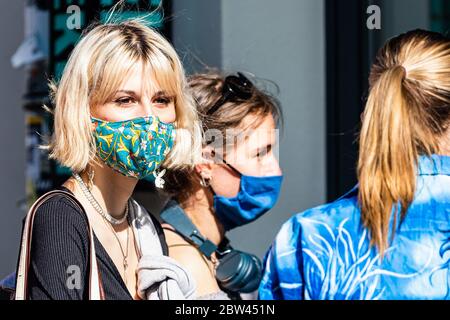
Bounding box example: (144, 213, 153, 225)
(357, 30, 450, 255)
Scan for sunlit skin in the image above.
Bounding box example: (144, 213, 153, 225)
(64, 64, 176, 299)
(439, 128, 450, 156)
(163, 114, 282, 297)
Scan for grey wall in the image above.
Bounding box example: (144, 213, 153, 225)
(172, 0, 326, 259)
(382, 0, 430, 41)
(171, 0, 222, 74)
(0, 1, 25, 278)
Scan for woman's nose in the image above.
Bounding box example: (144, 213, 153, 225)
(271, 162, 282, 176)
(265, 153, 282, 176)
(140, 97, 154, 117)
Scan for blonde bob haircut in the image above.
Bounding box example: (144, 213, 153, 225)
(46, 18, 202, 173)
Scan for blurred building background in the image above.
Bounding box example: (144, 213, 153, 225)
(0, 0, 448, 278)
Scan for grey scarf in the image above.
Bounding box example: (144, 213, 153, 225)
(129, 199, 196, 300)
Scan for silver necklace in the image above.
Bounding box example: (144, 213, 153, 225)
(101, 213, 131, 284)
(73, 172, 131, 282)
(73, 173, 129, 225)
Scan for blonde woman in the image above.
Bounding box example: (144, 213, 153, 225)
(260, 30, 450, 300)
(14, 19, 201, 300)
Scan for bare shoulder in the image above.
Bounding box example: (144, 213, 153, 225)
(163, 226, 206, 267)
(162, 224, 220, 296)
(162, 224, 190, 246)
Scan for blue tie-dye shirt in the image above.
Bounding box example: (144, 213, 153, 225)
(259, 154, 450, 300)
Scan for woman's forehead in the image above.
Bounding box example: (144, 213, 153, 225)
(109, 62, 176, 97)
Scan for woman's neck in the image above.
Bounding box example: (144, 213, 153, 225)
(438, 130, 450, 157)
(69, 161, 138, 219)
(179, 183, 225, 246)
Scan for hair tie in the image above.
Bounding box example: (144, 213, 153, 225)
(398, 65, 407, 79)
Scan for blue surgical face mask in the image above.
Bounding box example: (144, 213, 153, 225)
(211, 163, 283, 231)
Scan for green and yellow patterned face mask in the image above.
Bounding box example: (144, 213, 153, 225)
(91, 115, 175, 180)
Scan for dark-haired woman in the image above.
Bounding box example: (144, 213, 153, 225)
(161, 72, 284, 299)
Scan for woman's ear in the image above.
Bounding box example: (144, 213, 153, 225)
(195, 163, 212, 180)
(202, 145, 224, 163)
(195, 146, 217, 179)
(201, 146, 215, 162)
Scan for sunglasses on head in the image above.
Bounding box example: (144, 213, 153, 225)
(206, 72, 254, 115)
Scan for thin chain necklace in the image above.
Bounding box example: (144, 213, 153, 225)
(101, 213, 130, 284)
(73, 172, 131, 284)
(73, 173, 128, 225)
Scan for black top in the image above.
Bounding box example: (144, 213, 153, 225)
(23, 186, 168, 300)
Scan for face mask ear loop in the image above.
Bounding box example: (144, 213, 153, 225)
(209, 153, 243, 199)
(209, 162, 243, 207)
(224, 161, 242, 177)
(213, 152, 243, 177)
